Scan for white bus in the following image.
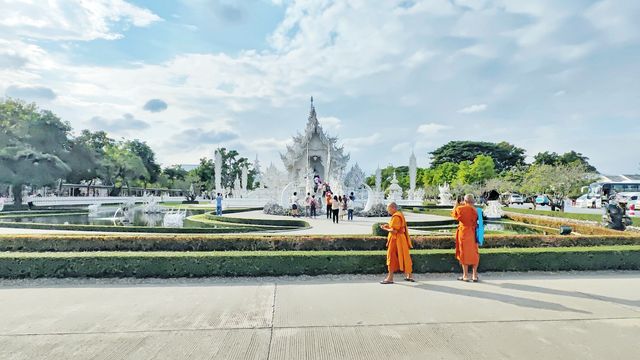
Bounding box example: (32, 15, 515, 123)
(576, 175, 640, 208)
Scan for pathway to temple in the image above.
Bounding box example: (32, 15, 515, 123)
(1, 271, 638, 359)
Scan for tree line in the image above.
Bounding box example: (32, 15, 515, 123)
(0, 99, 256, 204)
(366, 141, 598, 202)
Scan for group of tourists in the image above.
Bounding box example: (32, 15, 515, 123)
(289, 188, 356, 223)
(325, 191, 355, 223)
(380, 194, 481, 284)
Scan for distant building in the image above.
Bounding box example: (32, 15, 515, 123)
(178, 164, 198, 172)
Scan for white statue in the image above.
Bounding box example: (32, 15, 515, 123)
(375, 166, 382, 192)
(484, 200, 505, 219)
(241, 165, 249, 192)
(214, 149, 223, 193)
(233, 175, 241, 197)
(438, 183, 453, 206)
(163, 209, 186, 227)
(409, 151, 417, 192)
(387, 172, 403, 203)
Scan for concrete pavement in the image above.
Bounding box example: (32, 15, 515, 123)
(0, 271, 639, 359)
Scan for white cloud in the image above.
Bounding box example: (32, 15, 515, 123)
(343, 133, 382, 152)
(318, 116, 342, 133)
(417, 123, 449, 136)
(0, 0, 161, 41)
(457, 104, 487, 114)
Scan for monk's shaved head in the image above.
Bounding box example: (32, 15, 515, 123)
(387, 202, 398, 211)
(464, 194, 475, 204)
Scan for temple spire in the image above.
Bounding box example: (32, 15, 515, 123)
(307, 95, 319, 131)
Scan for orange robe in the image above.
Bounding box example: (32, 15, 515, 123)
(451, 204, 479, 266)
(387, 211, 413, 273)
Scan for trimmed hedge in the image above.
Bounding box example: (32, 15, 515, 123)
(199, 213, 309, 227)
(1, 233, 640, 252)
(505, 213, 622, 236)
(0, 221, 278, 234)
(0, 246, 638, 278)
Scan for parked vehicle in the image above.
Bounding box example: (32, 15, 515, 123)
(535, 195, 551, 207)
(575, 194, 599, 208)
(499, 193, 524, 206)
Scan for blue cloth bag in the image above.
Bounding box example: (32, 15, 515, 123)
(476, 207, 485, 246)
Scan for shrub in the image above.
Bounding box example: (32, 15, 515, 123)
(0, 246, 638, 278)
(263, 202, 290, 216)
(2, 233, 639, 253)
(505, 213, 620, 236)
(357, 203, 388, 217)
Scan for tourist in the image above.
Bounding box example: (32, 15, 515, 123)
(216, 193, 223, 216)
(340, 195, 348, 221)
(325, 191, 333, 219)
(331, 195, 340, 223)
(290, 192, 299, 217)
(304, 192, 312, 217)
(347, 196, 355, 221)
(451, 194, 480, 282)
(379, 202, 413, 284)
(310, 194, 318, 218)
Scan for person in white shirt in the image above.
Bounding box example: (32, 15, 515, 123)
(290, 192, 299, 217)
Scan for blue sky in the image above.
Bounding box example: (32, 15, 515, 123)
(0, 0, 638, 175)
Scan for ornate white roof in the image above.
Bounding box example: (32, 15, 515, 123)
(280, 97, 350, 172)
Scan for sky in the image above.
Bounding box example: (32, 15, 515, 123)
(0, 0, 639, 175)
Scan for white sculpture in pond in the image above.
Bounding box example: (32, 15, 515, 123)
(438, 183, 454, 206)
(484, 200, 505, 219)
(163, 209, 186, 227)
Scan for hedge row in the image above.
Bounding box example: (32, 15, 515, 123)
(199, 213, 309, 227)
(0, 246, 638, 278)
(2, 233, 640, 252)
(0, 221, 275, 234)
(505, 213, 621, 236)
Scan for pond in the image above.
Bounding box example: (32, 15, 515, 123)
(3, 207, 206, 228)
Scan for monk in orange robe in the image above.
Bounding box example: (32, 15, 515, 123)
(451, 194, 480, 282)
(379, 202, 414, 284)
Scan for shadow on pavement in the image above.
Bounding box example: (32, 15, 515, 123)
(409, 283, 592, 314)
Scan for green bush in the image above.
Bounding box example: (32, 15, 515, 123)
(200, 213, 309, 227)
(2, 233, 640, 253)
(0, 246, 638, 278)
(0, 221, 279, 234)
(505, 213, 621, 235)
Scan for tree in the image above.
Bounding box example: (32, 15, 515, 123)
(430, 141, 525, 172)
(125, 139, 161, 187)
(520, 163, 597, 211)
(162, 165, 187, 188)
(468, 155, 496, 184)
(431, 162, 459, 185)
(0, 99, 75, 204)
(533, 150, 597, 172)
(103, 143, 149, 195)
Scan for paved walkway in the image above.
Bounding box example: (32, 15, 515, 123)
(231, 210, 447, 235)
(1, 271, 639, 359)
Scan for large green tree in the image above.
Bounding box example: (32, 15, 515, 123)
(533, 151, 597, 172)
(125, 139, 161, 187)
(0, 99, 97, 204)
(430, 141, 525, 172)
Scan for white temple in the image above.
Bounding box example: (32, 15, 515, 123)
(280, 97, 350, 197)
